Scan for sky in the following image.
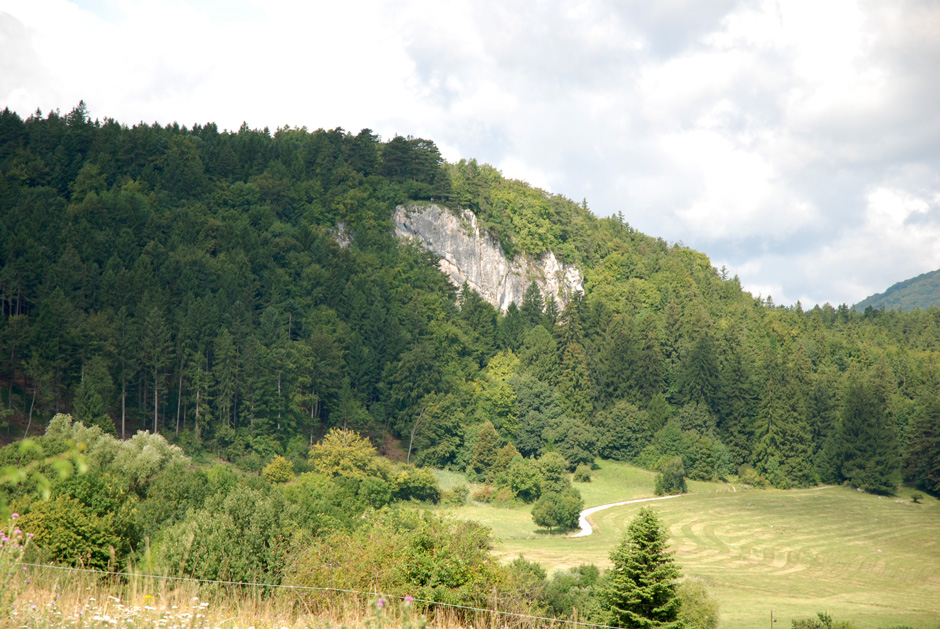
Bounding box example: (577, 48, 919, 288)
(1, 0, 939, 307)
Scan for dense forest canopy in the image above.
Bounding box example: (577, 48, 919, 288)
(1, 102, 939, 497)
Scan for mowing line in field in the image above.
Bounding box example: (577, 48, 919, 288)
(570, 494, 684, 538)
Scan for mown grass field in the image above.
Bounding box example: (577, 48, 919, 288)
(434, 461, 940, 629)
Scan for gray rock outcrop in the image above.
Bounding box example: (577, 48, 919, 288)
(393, 204, 583, 312)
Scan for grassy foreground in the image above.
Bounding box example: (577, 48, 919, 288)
(436, 461, 940, 629)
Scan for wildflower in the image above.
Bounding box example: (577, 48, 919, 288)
(377, 598, 385, 609)
(404, 595, 414, 602)
(11, 513, 18, 518)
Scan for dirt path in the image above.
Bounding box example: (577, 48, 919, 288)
(570, 494, 684, 538)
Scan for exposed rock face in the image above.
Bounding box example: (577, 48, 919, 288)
(393, 204, 583, 312)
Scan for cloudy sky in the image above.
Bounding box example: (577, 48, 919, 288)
(2, 0, 939, 307)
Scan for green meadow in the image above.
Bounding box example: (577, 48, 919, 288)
(435, 461, 940, 629)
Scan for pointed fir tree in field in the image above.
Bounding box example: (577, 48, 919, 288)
(603, 507, 682, 629)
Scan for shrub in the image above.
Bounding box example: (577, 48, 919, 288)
(309, 428, 385, 479)
(738, 464, 764, 487)
(655, 456, 687, 496)
(677, 577, 719, 629)
(502, 457, 542, 502)
(157, 486, 304, 585)
(537, 452, 571, 493)
(472, 485, 497, 503)
(541, 564, 603, 621)
(487, 443, 521, 483)
(136, 464, 210, 538)
(573, 463, 592, 483)
(911, 491, 924, 504)
(532, 487, 583, 532)
(19, 495, 122, 571)
(442, 484, 469, 505)
(44, 414, 188, 495)
(391, 467, 440, 503)
(285, 509, 536, 615)
(262, 455, 295, 483)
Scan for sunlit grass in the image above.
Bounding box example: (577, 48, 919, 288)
(436, 461, 940, 629)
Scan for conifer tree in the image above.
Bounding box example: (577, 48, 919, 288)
(520, 281, 544, 328)
(838, 377, 899, 494)
(468, 421, 500, 478)
(603, 507, 682, 628)
(556, 342, 593, 422)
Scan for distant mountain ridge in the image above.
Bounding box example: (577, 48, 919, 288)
(855, 268, 940, 312)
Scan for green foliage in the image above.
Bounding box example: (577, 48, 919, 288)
(602, 507, 682, 629)
(676, 577, 719, 629)
(573, 463, 592, 483)
(854, 267, 940, 312)
(19, 495, 122, 571)
(531, 487, 583, 532)
(655, 456, 687, 496)
(0, 432, 88, 515)
(442, 484, 469, 505)
(468, 421, 500, 479)
(262, 455, 295, 483)
(285, 509, 534, 614)
(595, 401, 652, 462)
(838, 377, 899, 495)
(136, 463, 210, 538)
(502, 456, 543, 503)
(43, 414, 188, 494)
(307, 428, 440, 505)
(488, 442, 520, 483)
(2, 104, 938, 503)
(540, 564, 604, 621)
(537, 451, 572, 492)
(157, 486, 303, 585)
(309, 428, 385, 479)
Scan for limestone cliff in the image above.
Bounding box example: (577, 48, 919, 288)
(393, 204, 583, 312)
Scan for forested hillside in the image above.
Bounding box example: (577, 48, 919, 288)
(855, 268, 940, 313)
(1, 103, 939, 497)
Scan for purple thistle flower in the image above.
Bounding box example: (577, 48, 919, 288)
(10, 513, 18, 519)
(377, 598, 385, 609)
(404, 596, 414, 602)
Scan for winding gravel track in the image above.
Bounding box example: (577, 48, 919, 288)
(570, 494, 684, 538)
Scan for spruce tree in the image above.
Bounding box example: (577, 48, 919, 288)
(603, 508, 682, 629)
(468, 421, 500, 478)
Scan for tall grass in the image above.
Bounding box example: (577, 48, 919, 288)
(6, 563, 573, 629)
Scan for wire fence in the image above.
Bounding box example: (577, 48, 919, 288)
(18, 562, 625, 629)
